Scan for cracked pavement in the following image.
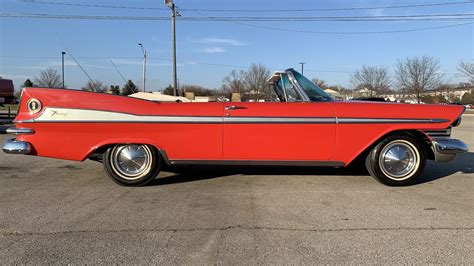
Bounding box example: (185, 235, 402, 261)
(0, 116, 473, 264)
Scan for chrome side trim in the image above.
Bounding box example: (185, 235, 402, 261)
(224, 117, 336, 124)
(168, 160, 345, 167)
(337, 118, 449, 124)
(423, 128, 451, 138)
(2, 139, 31, 154)
(6, 127, 35, 135)
(225, 105, 247, 111)
(16, 107, 451, 125)
(431, 138, 468, 162)
(159, 147, 345, 167)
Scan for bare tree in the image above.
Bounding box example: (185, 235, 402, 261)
(351, 65, 391, 97)
(222, 69, 246, 94)
(82, 80, 106, 93)
(243, 63, 270, 101)
(312, 78, 328, 89)
(34, 68, 62, 88)
(181, 84, 214, 96)
(458, 61, 474, 84)
(395, 56, 442, 103)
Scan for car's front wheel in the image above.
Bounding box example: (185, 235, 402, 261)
(103, 144, 161, 186)
(365, 134, 426, 186)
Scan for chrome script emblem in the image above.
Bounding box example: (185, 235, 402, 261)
(50, 110, 68, 118)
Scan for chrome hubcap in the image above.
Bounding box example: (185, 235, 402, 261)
(111, 144, 152, 180)
(379, 142, 418, 180)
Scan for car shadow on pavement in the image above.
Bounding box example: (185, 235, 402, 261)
(413, 151, 474, 185)
(151, 164, 369, 186)
(152, 152, 474, 186)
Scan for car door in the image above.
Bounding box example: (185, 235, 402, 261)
(223, 102, 336, 161)
(149, 102, 224, 161)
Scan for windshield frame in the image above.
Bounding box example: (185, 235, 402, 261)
(285, 69, 333, 102)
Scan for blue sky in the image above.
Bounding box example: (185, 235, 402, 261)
(0, 0, 473, 91)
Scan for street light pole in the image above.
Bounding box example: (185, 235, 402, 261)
(171, 3, 178, 96)
(138, 43, 147, 92)
(166, 0, 178, 96)
(61, 52, 66, 88)
(299, 62, 305, 75)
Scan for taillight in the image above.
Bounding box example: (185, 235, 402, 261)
(26, 98, 42, 114)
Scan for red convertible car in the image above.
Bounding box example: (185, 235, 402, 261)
(2, 69, 468, 186)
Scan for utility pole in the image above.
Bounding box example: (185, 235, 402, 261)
(138, 43, 147, 92)
(299, 62, 305, 75)
(61, 51, 66, 88)
(165, 0, 178, 96)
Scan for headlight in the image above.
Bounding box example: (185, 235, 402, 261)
(452, 117, 462, 127)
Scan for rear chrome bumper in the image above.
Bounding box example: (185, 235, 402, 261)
(431, 138, 468, 162)
(2, 127, 34, 154)
(2, 139, 31, 154)
(6, 127, 34, 135)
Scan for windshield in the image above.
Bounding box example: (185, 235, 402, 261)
(291, 70, 333, 102)
(277, 74, 303, 102)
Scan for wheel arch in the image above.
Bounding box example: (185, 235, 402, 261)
(347, 129, 434, 166)
(83, 139, 170, 164)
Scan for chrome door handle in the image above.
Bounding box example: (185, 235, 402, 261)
(225, 105, 247, 111)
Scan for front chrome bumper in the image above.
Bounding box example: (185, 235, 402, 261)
(431, 138, 468, 162)
(2, 139, 31, 154)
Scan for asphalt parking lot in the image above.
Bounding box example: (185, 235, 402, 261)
(0, 116, 473, 264)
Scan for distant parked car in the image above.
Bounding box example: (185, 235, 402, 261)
(0, 78, 15, 104)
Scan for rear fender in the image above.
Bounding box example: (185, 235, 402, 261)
(84, 138, 165, 161)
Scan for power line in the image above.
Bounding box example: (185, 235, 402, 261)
(21, 0, 167, 10)
(1, 13, 473, 22)
(0, 55, 248, 69)
(182, 1, 474, 12)
(64, 48, 94, 83)
(232, 21, 474, 34)
(1, 12, 472, 34)
(0, 55, 348, 72)
(108, 58, 128, 84)
(22, 0, 474, 12)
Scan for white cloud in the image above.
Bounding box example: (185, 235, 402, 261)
(199, 47, 226, 54)
(109, 58, 142, 65)
(110, 58, 179, 67)
(193, 37, 247, 46)
(13, 60, 111, 70)
(0, 73, 30, 79)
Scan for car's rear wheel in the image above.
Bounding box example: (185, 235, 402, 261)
(103, 144, 161, 186)
(365, 134, 426, 186)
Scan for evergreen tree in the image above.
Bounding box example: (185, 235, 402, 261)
(23, 79, 34, 88)
(122, 80, 137, 96)
(110, 85, 120, 95)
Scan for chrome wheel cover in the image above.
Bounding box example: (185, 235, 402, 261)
(379, 140, 419, 180)
(110, 144, 153, 180)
